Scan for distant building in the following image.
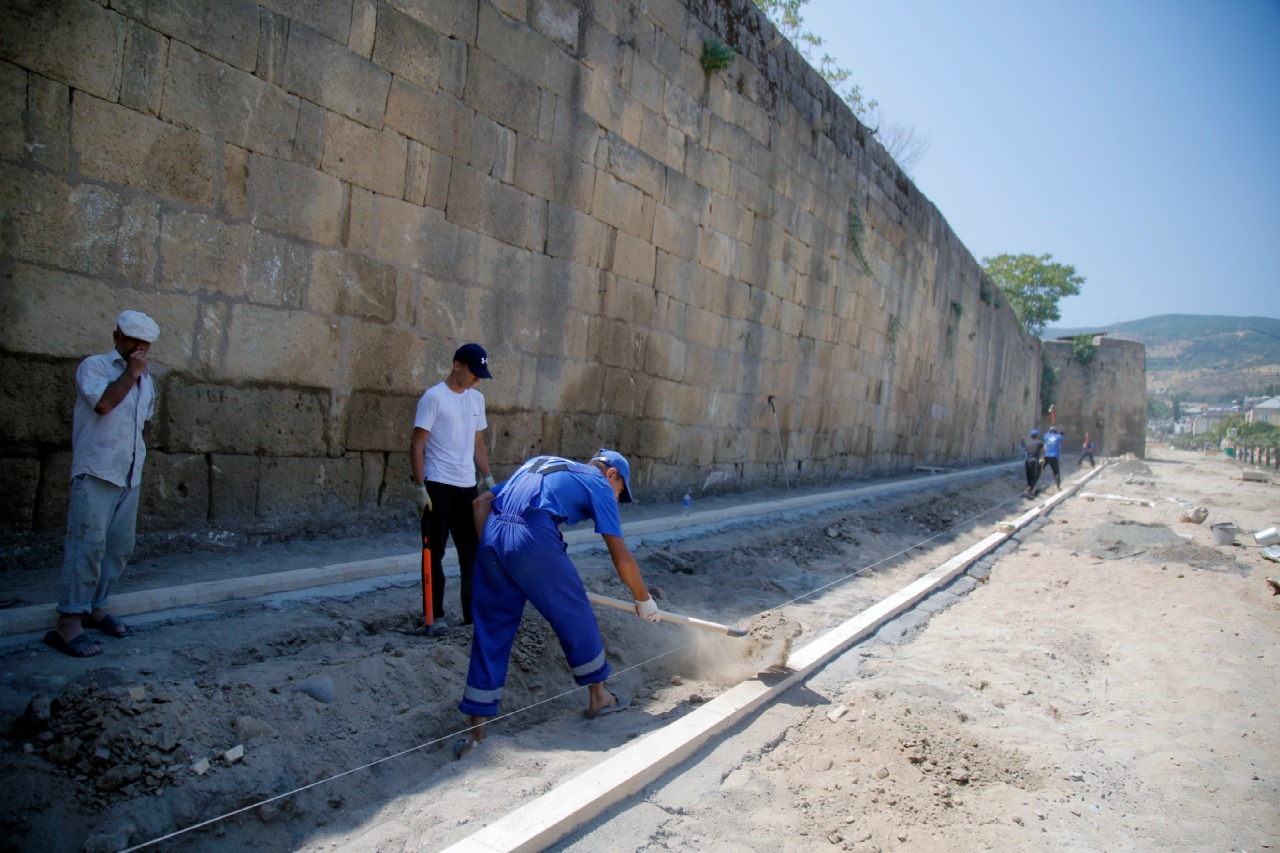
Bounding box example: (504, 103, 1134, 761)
(1247, 396, 1280, 425)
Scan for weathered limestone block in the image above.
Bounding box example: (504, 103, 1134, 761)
(160, 212, 303, 305)
(343, 390, 416, 452)
(385, 79, 473, 161)
(0, 265, 197, 362)
(0, 61, 24, 161)
(591, 172, 647, 236)
(256, 7, 289, 87)
(161, 41, 298, 158)
(446, 162, 539, 249)
(462, 50, 541, 137)
(165, 381, 328, 456)
(0, 166, 118, 275)
(479, 2, 575, 96)
(514, 134, 595, 209)
(117, 198, 161, 284)
(0, 0, 125, 100)
(643, 331, 686, 383)
(0, 357, 75, 447)
(26, 74, 70, 171)
(73, 95, 218, 208)
(321, 112, 407, 198)
(114, 0, 258, 70)
(347, 321, 429, 393)
(283, 23, 391, 128)
(0, 458, 39, 528)
(652, 206, 698, 261)
(309, 250, 398, 322)
(373, 3, 441, 89)
(224, 305, 342, 387)
(293, 100, 326, 168)
(248, 154, 343, 245)
(485, 410, 543, 469)
(209, 454, 259, 523)
(582, 68, 641, 143)
(612, 232, 656, 286)
(257, 455, 363, 522)
(358, 450, 384, 507)
(139, 453, 209, 530)
(545, 203, 610, 268)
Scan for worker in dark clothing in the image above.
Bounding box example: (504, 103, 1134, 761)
(1023, 429, 1046, 497)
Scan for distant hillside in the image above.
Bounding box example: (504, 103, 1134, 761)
(1043, 315, 1280, 400)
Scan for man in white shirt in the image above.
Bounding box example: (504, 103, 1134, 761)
(410, 344, 495, 634)
(46, 310, 159, 658)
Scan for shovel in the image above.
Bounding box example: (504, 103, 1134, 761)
(586, 592, 747, 637)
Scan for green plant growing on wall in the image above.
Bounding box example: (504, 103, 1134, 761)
(951, 300, 964, 318)
(847, 201, 873, 276)
(701, 38, 737, 73)
(886, 313, 901, 363)
(1040, 357, 1059, 414)
(979, 277, 993, 305)
(1072, 333, 1098, 365)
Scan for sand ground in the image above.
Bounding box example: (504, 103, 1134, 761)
(1, 447, 1276, 852)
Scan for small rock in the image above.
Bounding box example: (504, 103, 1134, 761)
(223, 744, 245, 764)
(233, 715, 278, 741)
(689, 693, 706, 704)
(295, 675, 335, 704)
(191, 758, 210, 776)
(875, 765, 890, 779)
(670, 675, 684, 686)
(97, 764, 143, 791)
(827, 704, 849, 722)
(127, 686, 146, 702)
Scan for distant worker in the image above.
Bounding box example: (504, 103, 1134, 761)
(410, 344, 495, 635)
(1023, 429, 1045, 497)
(1043, 426, 1064, 491)
(46, 310, 160, 658)
(1079, 433, 1096, 468)
(454, 450, 660, 759)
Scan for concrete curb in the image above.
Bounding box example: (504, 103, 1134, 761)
(440, 462, 1107, 852)
(0, 462, 1016, 638)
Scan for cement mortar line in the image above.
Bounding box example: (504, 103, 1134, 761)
(441, 462, 1109, 853)
(0, 462, 1018, 639)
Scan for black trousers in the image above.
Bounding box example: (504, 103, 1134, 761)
(421, 481, 479, 624)
(1024, 458, 1042, 489)
(1043, 456, 1061, 485)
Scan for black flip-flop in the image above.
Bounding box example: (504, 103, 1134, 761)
(44, 630, 103, 658)
(82, 613, 131, 638)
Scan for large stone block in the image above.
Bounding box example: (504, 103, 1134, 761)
(462, 50, 541, 137)
(164, 381, 329, 456)
(0, 457, 39, 529)
(545, 203, 610, 268)
(321, 111, 408, 197)
(346, 321, 429, 393)
(344, 390, 417, 452)
(260, 0, 352, 45)
(161, 41, 298, 158)
(446, 162, 538, 249)
(0, 61, 24, 162)
(0, 164, 119, 275)
(257, 454, 363, 523)
(72, 94, 218, 208)
(477, 1, 575, 97)
(612, 232, 656, 286)
(117, 197, 161, 284)
(0, 0, 125, 99)
(591, 171, 646, 236)
(33, 450, 71, 532)
(138, 452, 209, 530)
(309, 250, 398, 322)
(385, 79, 473, 161)
(224, 304, 343, 387)
(209, 454, 259, 523)
(0, 265, 198, 363)
(373, 3, 441, 89)
(113, 0, 259, 71)
(27, 74, 71, 171)
(513, 134, 595, 209)
(248, 154, 344, 245)
(0, 356, 75, 447)
(283, 22, 391, 128)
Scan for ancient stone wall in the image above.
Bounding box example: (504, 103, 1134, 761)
(0, 0, 1040, 540)
(1042, 337, 1147, 458)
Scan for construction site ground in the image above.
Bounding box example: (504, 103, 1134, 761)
(0, 447, 1277, 852)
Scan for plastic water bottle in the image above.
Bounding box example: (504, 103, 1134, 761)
(681, 491, 691, 516)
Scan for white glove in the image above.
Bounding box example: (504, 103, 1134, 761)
(414, 484, 432, 516)
(634, 597, 660, 623)
(481, 474, 496, 490)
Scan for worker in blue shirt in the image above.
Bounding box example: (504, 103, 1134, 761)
(1043, 426, 1064, 491)
(454, 449, 659, 758)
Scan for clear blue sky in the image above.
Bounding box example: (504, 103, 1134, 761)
(800, 0, 1280, 330)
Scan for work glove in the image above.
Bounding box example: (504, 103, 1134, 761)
(480, 474, 496, 490)
(634, 597, 661, 623)
(414, 484, 432, 516)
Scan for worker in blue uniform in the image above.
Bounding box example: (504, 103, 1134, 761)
(454, 449, 660, 758)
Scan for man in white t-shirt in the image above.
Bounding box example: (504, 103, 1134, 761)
(410, 344, 495, 634)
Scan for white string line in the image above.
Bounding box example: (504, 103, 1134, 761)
(123, 486, 1024, 851)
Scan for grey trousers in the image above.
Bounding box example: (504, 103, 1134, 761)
(57, 474, 139, 615)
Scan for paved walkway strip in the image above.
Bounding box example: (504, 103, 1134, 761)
(441, 463, 1107, 853)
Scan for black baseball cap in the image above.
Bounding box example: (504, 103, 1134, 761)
(453, 343, 491, 378)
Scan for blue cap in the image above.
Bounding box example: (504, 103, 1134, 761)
(591, 449, 633, 503)
(453, 343, 491, 378)
(1030, 429, 1040, 437)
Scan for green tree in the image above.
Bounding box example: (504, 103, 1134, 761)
(753, 0, 876, 117)
(981, 253, 1085, 337)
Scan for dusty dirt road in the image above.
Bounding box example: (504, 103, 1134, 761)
(1, 448, 1276, 852)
